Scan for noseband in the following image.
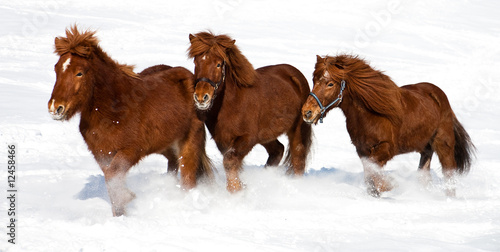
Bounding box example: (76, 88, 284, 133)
(194, 61, 226, 91)
(309, 79, 346, 123)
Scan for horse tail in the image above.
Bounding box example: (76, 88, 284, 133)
(452, 114, 475, 174)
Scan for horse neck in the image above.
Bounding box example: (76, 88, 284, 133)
(338, 91, 372, 137)
(82, 56, 138, 121)
(202, 70, 238, 132)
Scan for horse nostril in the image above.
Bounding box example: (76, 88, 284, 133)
(203, 94, 209, 102)
(56, 105, 65, 115)
(305, 110, 312, 119)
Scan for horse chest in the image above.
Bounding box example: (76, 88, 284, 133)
(79, 113, 126, 153)
(345, 113, 395, 151)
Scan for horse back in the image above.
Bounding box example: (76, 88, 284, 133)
(128, 66, 196, 153)
(139, 64, 173, 76)
(256, 64, 310, 99)
(397, 82, 454, 152)
(141, 66, 194, 99)
(400, 82, 452, 113)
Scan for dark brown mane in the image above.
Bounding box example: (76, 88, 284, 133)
(188, 31, 255, 87)
(315, 54, 403, 125)
(54, 25, 138, 79)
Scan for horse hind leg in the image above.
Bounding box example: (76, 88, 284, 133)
(432, 128, 458, 197)
(285, 120, 312, 176)
(261, 140, 284, 167)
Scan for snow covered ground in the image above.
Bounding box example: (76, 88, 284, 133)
(1, 0, 500, 251)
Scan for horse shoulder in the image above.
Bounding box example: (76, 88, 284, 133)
(345, 104, 396, 151)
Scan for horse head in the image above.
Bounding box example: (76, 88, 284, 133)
(190, 44, 227, 110)
(48, 26, 97, 120)
(49, 51, 93, 121)
(188, 32, 256, 111)
(302, 55, 346, 124)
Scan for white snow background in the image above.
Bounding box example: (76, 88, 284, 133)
(1, 0, 500, 251)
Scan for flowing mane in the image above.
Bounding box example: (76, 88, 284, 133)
(54, 25, 138, 79)
(315, 54, 402, 125)
(187, 31, 255, 87)
(304, 53, 475, 197)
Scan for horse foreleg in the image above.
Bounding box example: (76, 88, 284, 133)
(223, 136, 253, 193)
(362, 142, 395, 197)
(418, 144, 434, 186)
(261, 140, 284, 167)
(102, 151, 137, 216)
(163, 148, 179, 176)
(223, 150, 245, 193)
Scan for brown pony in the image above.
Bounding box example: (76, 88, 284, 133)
(48, 25, 212, 216)
(188, 32, 312, 192)
(302, 54, 475, 197)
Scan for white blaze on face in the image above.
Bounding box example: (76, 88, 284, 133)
(62, 57, 71, 72)
(201, 55, 206, 60)
(323, 70, 330, 79)
(49, 99, 56, 112)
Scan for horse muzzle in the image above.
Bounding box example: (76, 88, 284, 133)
(193, 93, 212, 111)
(48, 99, 67, 120)
(302, 109, 320, 124)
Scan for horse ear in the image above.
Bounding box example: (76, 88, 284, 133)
(54, 37, 65, 55)
(189, 34, 195, 42)
(316, 55, 323, 62)
(231, 39, 236, 46)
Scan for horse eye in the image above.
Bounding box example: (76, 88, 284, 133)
(216, 63, 221, 68)
(76, 72, 83, 77)
(327, 82, 334, 87)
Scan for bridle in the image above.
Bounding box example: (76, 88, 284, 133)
(308, 79, 346, 123)
(194, 61, 226, 91)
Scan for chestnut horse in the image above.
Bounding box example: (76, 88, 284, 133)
(302, 54, 475, 197)
(48, 26, 212, 216)
(188, 32, 312, 192)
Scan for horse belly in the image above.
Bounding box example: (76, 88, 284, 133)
(257, 86, 302, 142)
(398, 93, 440, 153)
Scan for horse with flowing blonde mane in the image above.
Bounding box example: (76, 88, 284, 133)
(302, 54, 475, 197)
(49, 25, 213, 216)
(188, 31, 312, 192)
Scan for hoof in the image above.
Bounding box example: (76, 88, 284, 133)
(367, 186, 381, 198)
(110, 190, 136, 217)
(227, 178, 243, 193)
(365, 175, 395, 197)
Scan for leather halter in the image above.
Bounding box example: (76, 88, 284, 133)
(308, 79, 346, 123)
(194, 61, 226, 91)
